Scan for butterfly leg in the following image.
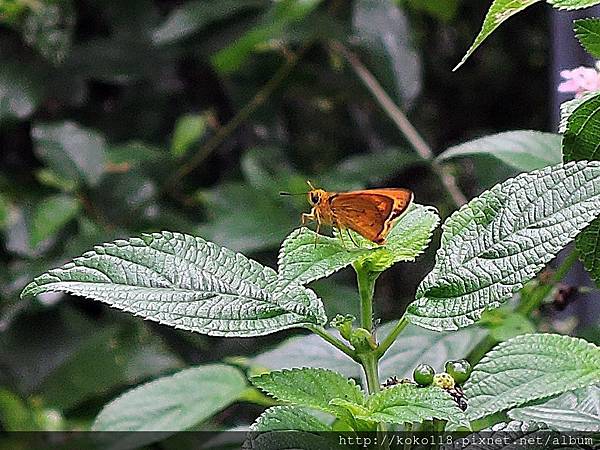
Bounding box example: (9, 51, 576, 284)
(347, 229, 359, 247)
(335, 220, 348, 249)
(313, 209, 322, 248)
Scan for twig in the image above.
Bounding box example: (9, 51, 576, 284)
(331, 41, 468, 207)
(162, 46, 308, 194)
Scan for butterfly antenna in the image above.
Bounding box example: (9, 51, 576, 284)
(279, 191, 307, 196)
(306, 180, 316, 190)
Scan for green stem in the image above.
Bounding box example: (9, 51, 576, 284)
(356, 265, 378, 332)
(360, 353, 380, 394)
(375, 315, 409, 359)
(306, 325, 357, 361)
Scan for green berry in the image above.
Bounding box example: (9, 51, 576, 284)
(433, 372, 455, 389)
(412, 364, 435, 386)
(444, 359, 472, 384)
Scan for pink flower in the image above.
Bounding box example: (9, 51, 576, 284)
(558, 65, 600, 98)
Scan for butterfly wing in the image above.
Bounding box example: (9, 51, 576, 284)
(329, 189, 413, 243)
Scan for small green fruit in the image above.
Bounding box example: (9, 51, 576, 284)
(433, 372, 455, 389)
(445, 359, 472, 384)
(412, 364, 434, 386)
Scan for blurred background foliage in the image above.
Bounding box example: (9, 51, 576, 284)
(0, 0, 552, 431)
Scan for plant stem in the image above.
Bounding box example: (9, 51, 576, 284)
(360, 352, 381, 394)
(356, 265, 378, 332)
(306, 325, 358, 361)
(331, 41, 467, 208)
(375, 315, 409, 359)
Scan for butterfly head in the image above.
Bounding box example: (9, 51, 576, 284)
(308, 189, 326, 206)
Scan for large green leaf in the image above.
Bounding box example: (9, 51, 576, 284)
(31, 121, 107, 187)
(453, 0, 540, 71)
(465, 334, 600, 420)
(407, 161, 600, 331)
(355, 384, 467, 426)
(575, 18, 600, 59)
(251, 368, 365, 418)
(21, 231, 327, 337)
(509, 384, 600, 431)
(438, 131, 562, 171)
(251, 406, 332, 432)
(93, 364, 247, 447)
(563, 92, 600, 286)
(278, 204, 439, 285)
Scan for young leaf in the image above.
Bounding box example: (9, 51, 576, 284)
(356, 384, 467, 426)
(31, 121, 107, 187)
(453, 0, 540, 71)
(278, 204, 439, 285)
(437, 131, 562, 171)
(250, 368, 365, 417)
(21, 231, 327, 337)
(407, 161, 600, 331)
(465, 334, 600, 420)
(563, 92, 600, 286)
(251, 406, 332, 432)
(171, 114, 206, 157)
(92, 364, 246, 447)
(575, 18, 600, 58)
(508, 384, 600, 431)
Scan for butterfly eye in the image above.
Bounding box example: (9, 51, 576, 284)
(310, 192, 319, 204)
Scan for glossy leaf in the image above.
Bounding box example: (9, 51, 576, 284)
(465, 334, 600, 420)
(21, 231, 327, 337)
(407, 161, 600, 331)
(31, 121, 108, 187)
(509, 384, 600, 431)
(278, 204, 439, 285)
(575, 18, 600, 58)
(438, 131, 562, 171)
